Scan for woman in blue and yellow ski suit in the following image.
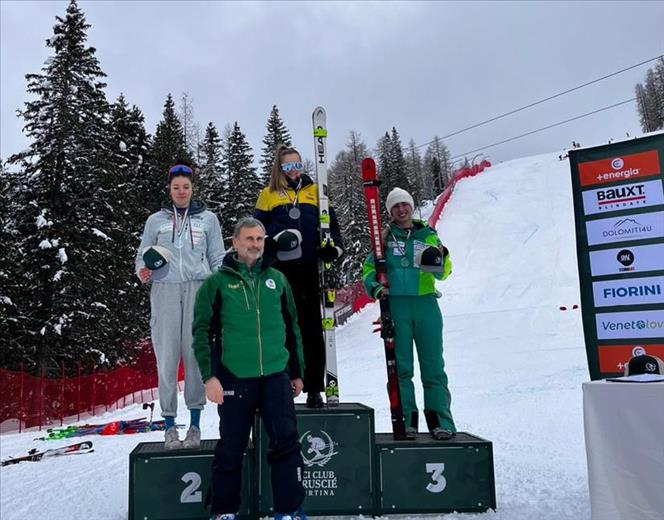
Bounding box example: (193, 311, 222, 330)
(254, 144, 343, 408)
(363, 187, 456, 440)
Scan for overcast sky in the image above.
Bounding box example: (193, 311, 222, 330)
(2, 1, 663, 168)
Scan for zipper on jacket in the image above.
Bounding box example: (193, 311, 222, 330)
(241, 284, 250, 310)
(248, 270, 264, 375)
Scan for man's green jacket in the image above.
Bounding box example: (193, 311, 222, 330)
(192, 253, 305, 381)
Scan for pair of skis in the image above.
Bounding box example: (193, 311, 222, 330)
(361, 158, 409, 440)
(312, 107, 339, 407)
(311, 108, 407, 440)
(2, 441, 94, 466)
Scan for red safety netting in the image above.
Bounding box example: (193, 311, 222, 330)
(428, 160, 492, 229)
(0, 339, 184, 434)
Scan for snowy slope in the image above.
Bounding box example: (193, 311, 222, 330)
(0, 152, 589, 520)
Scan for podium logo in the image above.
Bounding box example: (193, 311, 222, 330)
(300, 430, 339, 497)
(300, 430, 338, 467)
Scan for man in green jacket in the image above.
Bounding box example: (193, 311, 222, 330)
(362, 188, 456, 441)
(192, 217, 307, 520)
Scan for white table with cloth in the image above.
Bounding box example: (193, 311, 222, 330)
(582, 379, 664, 520)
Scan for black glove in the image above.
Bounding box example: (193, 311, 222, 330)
(318, 243, 343, 263)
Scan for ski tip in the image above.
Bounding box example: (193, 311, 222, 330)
(312, 106, 326, 125)
(361, 157, 377, 181)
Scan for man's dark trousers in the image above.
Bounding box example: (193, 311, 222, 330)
(210, 369, 305, 515)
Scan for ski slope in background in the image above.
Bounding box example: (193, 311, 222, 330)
(0, 151, 589, 519)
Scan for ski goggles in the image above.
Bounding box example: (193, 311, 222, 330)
(168, 164, 193, 176)
(281, 161, 304, 173)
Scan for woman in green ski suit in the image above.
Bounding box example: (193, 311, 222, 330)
(362, 187, 456, 440)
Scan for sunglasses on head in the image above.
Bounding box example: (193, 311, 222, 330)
(168, 164, 193, 176)
(281, 161, 304, 173)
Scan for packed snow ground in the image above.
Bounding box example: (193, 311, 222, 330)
(0, 151, 589, 519)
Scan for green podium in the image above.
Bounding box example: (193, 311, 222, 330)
(128, 440, 253, 520)
(375, 432, 496, 514)
(255, 403, 375, 516)
(127, 406, 496, 518)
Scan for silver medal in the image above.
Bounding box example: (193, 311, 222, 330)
(289, 207, 301, 220)
(401, 257, 410, 267)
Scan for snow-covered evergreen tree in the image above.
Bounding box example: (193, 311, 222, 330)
(259, 105, 292, 183)
(150, 93, 190, 206)
(108, 94, 152, 347)
(375, 127, 410, 208)
(404, 138, 426, 214)
(178, 91, 201, 163)
(0, 162, 25, 370)
(389, 127, 411, 196)
(424, 136, 452, 196)
(198, 122, 230, 244)
(655, 57, 664, 126)
(6, 0, 130, 374)
(375, 131, 393, 205)
(328, 131, 371, 286)
(223, 122, 261, 233)
(635, 59, 664, 133)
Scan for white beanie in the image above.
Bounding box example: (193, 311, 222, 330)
(386, 187, 414, 214)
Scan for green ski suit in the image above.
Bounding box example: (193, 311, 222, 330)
(362, 220, 456, 433)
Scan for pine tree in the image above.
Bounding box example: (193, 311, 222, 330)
(199, 122, 230, 243)
(108, 94, 153, 347)
(6, 0, 127, 374)
(178, 91, 200, 162)
(635, 59, 664, 133)
(655, 57, 664, 126)
(389, 127, 411, 196)
(259, 105, 292, 183)
(405, 139, 425, 213)
(376, 131, 394, 205)
(223, 122, 261, 233)
(151, 93, 189, 207)
(375, 127, 411, 209)
(424, 136, 452, 195)
(635, 83, 655, 132)
(328, 131, 371, 286)
(0, 162, 24, 369)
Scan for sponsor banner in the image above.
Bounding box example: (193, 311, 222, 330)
(592, 276, 664, 307)
(589, 243, 664, 277)
(595, 309, 664, 340)
(597, 344, 664, 373)
(579, 150, 661, 187)
(581, 179, 664, 216)
(585, 211, 664, 246)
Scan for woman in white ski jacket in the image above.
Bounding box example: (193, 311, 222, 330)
(135, 161, 225, 449)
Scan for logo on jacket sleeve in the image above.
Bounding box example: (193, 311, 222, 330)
(265, 279, 276, 289)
